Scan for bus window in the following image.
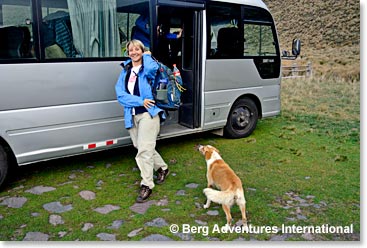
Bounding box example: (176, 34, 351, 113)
(207, 2, 241, 59)
(116, 12, 140, 56)
(0, 0, 35, 60)
(243, 7, 277, 56)
(39, 0, 149, 59)
(40, 0, 120, 58)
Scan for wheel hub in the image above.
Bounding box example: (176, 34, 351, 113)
(232, 107, 251, 129)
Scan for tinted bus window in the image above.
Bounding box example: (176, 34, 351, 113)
(207, 2, 242, 59)
(207, 2, 278, 59)
(0, 0, 35, 60)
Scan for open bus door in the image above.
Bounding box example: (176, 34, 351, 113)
(153, 0, 205, 129)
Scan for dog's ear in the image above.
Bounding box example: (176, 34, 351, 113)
(204, 146, 213, 160)
(208, 145, 219, 154)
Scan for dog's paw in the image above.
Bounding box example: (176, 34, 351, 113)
(203, 203, 210, 209)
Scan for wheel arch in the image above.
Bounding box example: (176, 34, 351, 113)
(0, 136, 17, 167)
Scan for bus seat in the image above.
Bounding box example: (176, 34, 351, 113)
(216, 27, 242, 57)
(0, 26, 24, 59)
(45, 44, 67, 58)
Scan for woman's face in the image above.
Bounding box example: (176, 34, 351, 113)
(128, 44, 143, 64)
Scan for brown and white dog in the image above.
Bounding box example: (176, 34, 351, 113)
(198, 145, 247, 227)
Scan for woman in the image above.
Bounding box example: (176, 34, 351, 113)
(115, 39, 169, 203)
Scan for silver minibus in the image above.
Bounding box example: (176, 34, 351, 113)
(0, 0, 300, 187)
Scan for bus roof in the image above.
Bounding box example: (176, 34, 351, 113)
(209, 0, 268, 10)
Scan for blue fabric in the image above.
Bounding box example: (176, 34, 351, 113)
(115, 54, 165, 129)
(132, 15, 151, 49)
(165, 33, 178, 39)
(43, 11, 76, 57)
(54, 18, 76, 57)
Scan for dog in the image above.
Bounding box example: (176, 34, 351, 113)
(197, 144, 247, 227)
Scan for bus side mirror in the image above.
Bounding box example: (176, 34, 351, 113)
(282, 38, 301, 60)
(292, 38, 301, 56)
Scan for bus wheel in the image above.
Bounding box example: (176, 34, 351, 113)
(224, 98, 258, 139)
(0, 145, 9, 188)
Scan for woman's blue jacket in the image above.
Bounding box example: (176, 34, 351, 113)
(115, 54, 164, 129)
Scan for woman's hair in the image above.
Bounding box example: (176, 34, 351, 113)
(126, 39, 145, 55)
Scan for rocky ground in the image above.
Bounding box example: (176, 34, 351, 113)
(0, 164, 359, 241)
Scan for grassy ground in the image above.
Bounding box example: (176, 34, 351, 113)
(0, 76, 360, 241)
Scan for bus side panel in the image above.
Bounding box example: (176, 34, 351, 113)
(202, 59, 280, 130)
(0, 62, 130, 164)
(0, 62, 121, 110)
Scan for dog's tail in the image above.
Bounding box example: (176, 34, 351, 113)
(203, 188, 242, 205)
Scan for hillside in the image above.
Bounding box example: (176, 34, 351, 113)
(263, 0, 360, 79)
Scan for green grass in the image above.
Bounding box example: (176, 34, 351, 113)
(0, 76, 360, 241)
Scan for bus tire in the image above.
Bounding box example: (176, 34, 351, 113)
(0, 144, 9, 188)
(224, 98, 258, 139)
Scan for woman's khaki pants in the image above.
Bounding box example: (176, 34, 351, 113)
(129, 112, 168, 189)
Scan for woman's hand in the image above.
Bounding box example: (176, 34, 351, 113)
(143, 99, 155, 109)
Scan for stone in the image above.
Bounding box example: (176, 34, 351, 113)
(69, 173, 77, 179)
(23, 232, 49, 241)
(185, 183, 199, 189)
(108, 220, 124, 229)
(302, 232, 314, 240)
(96, 180, 104, 187)
(206, 210, 219, 216)
(97, 233, 116, 241)
(145, 218, 168, 227)
(0, 197, 27, 208)
(58, 231, 67, 238)
(25, 186, 56, 195)
(269, 234, 292, 241)
(129, 200, 156, 214)
(43, 202, 73, 213)
(195, 220, 207, 225)
(296, 214, 307, 220)
(194, 202, 202, 209)
(49, 214, 64, 226)
(176, 190, 186, 196)
(156, 198, 168, 206)
(140, 234, 173, 241)
(127, 228, 143, 238)
(174, 232, 193, 241)
(82, 223, 94, 232)
(79, 190, 96, 200)
(93, 204, 120, 214)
